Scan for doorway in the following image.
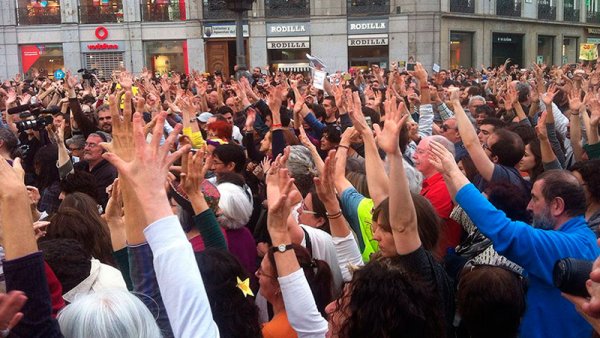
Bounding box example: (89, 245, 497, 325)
(205, 39, 249, 77)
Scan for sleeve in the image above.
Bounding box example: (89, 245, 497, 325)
(242, 131, 264, 163)
(542, 159, 562, 170)
(272, 129, 286, 159)
(182, 127, 206, 149)
(192, 209, 228, 250)
(455, 183, 598, 285)
(332, 233, 364, 282)
(340, 187, 365, 242)
(340, 114, 353, 131)
(58, 160, 74, 180)
(490, 164, 513, 184)
(584, 142, 600, 160)
(128, 243, 174, 338)
(69, 98, 97, 138)
(112, 247, 133, 290)
(278, 269, 328, 338)
(253, 110, 270, 138)
(144, 215, 219, 338)
(546, 122, 567, 167)
(519, 118, 533, 127)
(437, 103, 455, 121)
(4, 252, 62, 338)
(303, 113, 326, 138)
(417, 104, 434, 139)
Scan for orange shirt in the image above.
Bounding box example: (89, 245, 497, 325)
(262, 312, 298, 338)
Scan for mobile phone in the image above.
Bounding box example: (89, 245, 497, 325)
(365, 116, 373, 129)
(407, 63, 416, 71)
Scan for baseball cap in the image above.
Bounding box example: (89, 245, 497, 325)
(197, 112, 214, 123)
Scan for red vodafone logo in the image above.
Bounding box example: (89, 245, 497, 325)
(95, 26, 108, 40)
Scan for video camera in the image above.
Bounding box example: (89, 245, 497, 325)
(78, 68, 99, 85)
(7, 103, 55, 133)
(553, 258, 593, 297)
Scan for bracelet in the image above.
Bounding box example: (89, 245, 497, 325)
(337, 145, 349, 150)
(326, 210, 342, 219)
(271, 123, 282, 128)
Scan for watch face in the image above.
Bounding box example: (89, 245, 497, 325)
(278, 244, 286, 252)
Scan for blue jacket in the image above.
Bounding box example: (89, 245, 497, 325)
(456, 183, 600, 338)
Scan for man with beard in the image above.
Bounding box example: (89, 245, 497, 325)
(429, 139, 600, 338)
(74, 132, 116, 209)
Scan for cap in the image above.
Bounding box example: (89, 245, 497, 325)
(197, 112, 214, 123)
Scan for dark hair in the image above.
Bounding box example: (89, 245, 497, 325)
(537, 170, 587, 217)
(337, 258, 446, 338)
(361, 106, 381, 126)
(38, 238, 92, 294)
(47, 195, 115, 266)
(266, 244, 333, 317)
(489, 129, 524, 167)
(216, 106, 234, 116)
(399, 121, 410, 154)
(213, 144, 246, 173)
(307, 188, 329, 234)
(372, 194, 441, 253)
(322, 125, 342, 144)
(311, 103, 326, 121)
(507, 123, 536, 146)
(571, 159, 600, 203)
(195, 249, 262, 338)
(457, 266, 526, 338)
(480, 117, 505, 130)
(0, 128, 19, 158)
(59, 170, 100, 204)
(475, 104, 495, 120)
(459, 155, 479, 182)
(484, 182, 531, 223)
(34, 144, 60, 191)
(524, 138, 543, 182)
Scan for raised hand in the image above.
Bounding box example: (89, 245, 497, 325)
(313, 150, 338, 205)
(180, 148, 207, 199)
(536, 110, 549, 141)
(568, 88, 584, 112)
(267, 168, 298, 238)
(374, 98, 407, 154)
(119, 71, 133, 90)
(428, 140, 460, 176)
(348, 91, 370, 134)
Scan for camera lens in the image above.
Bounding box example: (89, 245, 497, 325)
(553, 258, 593, 297)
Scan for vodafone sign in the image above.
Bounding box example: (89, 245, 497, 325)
(95, 26, 108, 40)
(83, 26, 125, 53)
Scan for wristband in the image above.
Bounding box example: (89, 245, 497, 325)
(337, 145, 349, 150)
(420, 86, 430, 90)
(326, 210, 342, 219)
(271, 123, 282, 128)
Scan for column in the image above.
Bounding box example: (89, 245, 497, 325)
(60, 0, 79, 23)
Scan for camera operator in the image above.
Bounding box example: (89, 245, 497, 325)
(64, 71, 111, 138)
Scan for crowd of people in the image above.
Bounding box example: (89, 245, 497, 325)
(0, 60, 599, 338)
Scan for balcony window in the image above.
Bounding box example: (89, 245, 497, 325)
(496, 0, 521, 17)
(141, 0, 182, 21)
(563, 0, 580, 22)
(347, 0, 389, 16)
(265, 0, 309, 17)
(203, 0, 247, 20)
(79, 0, 123, 24)
(17, 0, 61, 25)
(537, 0, 555, 20)
(449, 0, 474, 14)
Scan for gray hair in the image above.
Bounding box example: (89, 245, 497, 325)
(216, 182, 253, 230)
(468, 96, 486, 105)
(287, 145, 318, 197)
(66, 135, 86, 150)
(427, 135, 456, 157)
(58, 289, 162, 338)
(89, 131, 112, 143)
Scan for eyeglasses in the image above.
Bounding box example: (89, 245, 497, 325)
(212, 160, 225, 166)
(300, 200, 318, 215)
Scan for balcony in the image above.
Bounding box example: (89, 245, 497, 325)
(537, 1, 556, 20)
(563, 5, 580, 22)
(203, 0, 249, 20)
(17, 6, 61, 25)
(141, 2, 182, 21)
(79, 3, 123, 23)
(450, 0, 474, 14)
(347, 0, 389, 16)
(588, 10, 600, 24)
(496, 0, 521, 17)
(265, 0, 309, 17)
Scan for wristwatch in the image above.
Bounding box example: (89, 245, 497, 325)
(270, 243, 293, 254)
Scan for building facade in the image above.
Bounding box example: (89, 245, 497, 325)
(0, 0, 599, 79)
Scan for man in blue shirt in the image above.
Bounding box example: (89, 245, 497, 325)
(429, 140, 600, 338)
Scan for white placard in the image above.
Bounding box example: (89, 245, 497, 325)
(313, 69, 326, 90)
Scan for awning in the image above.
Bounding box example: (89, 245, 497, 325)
(275, 62, 310, 72)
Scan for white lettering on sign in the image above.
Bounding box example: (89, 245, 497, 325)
(348, 38, 389, 46)
(496, 37, 512, 42)
(270, 25, 307, 33)
(267, 41, 309, 49)
(349, 22, 386, 31)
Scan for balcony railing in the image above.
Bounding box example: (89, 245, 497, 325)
(265, 0, 309, 17)
(141, 2, 182, 21)
(79, 4, 124, 23)
(588, 10, 600, 24)
(564, 5, 580, 22)
(17, 6, 61, 25)
(537, 1, 556, 20)
(450, 0, 474, 14)
(203, 0, 248, 20)
(496, 0, 521, 17)
(347, 0, 389, 15)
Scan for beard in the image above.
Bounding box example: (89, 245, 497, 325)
(532, 207, 555, 230)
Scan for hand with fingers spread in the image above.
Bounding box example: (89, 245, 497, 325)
(180, 148, 210, 214)
(348, 91, 371, 135)
(267, 168, 298, 240)
(536, 110, 549, 142)
(428, 140, 460, 176)
(568, 88, 584, 113)
(313, 150, 339, 206)
(374, 99, 407, 155)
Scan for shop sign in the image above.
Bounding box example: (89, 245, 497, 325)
(21, 45, 43, 73)
(267, 22, 310, 36)
(80, 41, 125, 53)
(347, 19, 388, 34)
(588, 28, 600, 35)
(267, 41, 309, 49)
(348, 35, 389, 47)
(203, 24, 249, 38)
(588, 38, 600, 44)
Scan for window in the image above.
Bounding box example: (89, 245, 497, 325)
(79, 0, 124, 24)
(144, 40, 186, 75)
(449, 0, 474, 14)
(588, 0, 600, 23)
(496, 0, 521, 17)
(20, 44, 64, 77)
(347, 0, 389, 16)
(562, 37, 578, 64)
(265, 0, 309, 17)
(141, 0, 182, 21)
(16, 0, 61, 25)
(537, 36, 554, 65)
(450, 32, 474, 69)
(537, 0, 556, 20)
(203, 0, 247, 20)
(563, 0, 580, 22)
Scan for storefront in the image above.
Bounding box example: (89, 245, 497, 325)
(20, 44, 64, 77)
(17, 0, 61, 25)
(450, 31, 474, 69)
(347, 18, 389, 70)
(203, 23, 249, 77)
(144, 40, 188, 75)
(80, 41, 125, 79)
(266, 22, 310, 72)
(537, 35, 555, 65)
(562, 37, 579, 64)
(491, 33, 523, 67)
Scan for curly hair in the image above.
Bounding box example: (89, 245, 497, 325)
(195, 249, 262, 338)
(571, 159, 600, 204)
(336, 258, 445, 338)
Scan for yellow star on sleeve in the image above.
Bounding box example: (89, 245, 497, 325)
(236, 277, 254, 297)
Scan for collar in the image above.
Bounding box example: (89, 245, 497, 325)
(422, 172, 444, 189)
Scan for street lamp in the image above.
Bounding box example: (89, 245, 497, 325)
(225, 0, 254, 78)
